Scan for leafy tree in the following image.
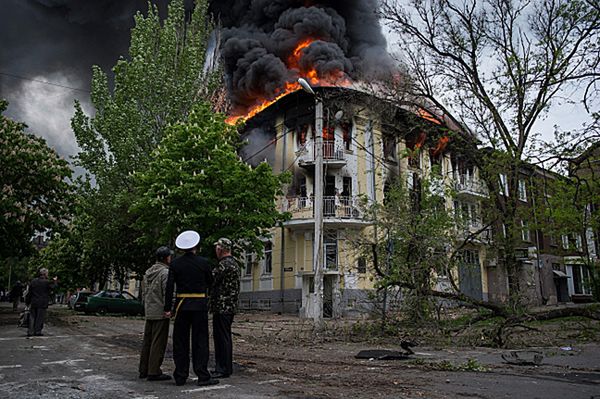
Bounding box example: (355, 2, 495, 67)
(132, 102, 290, 256)
(70, 0, 219, 281)
(380, 0, 600, 305)
(0, 100, 73, 260)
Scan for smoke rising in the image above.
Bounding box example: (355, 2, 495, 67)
(210, 0, 393, 113)
(0, 0, 170, 159)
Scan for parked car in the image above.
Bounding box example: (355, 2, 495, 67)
(70, 291, 94, 312)
(85, 290, 144, 316)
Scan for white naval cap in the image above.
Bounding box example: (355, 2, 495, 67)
(175, 230, 200, 250)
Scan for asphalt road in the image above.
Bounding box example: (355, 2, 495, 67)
(1, 303, 599, 398)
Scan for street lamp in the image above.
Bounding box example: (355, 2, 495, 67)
(298, 78, 324, 328)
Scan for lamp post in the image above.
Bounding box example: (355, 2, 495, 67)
(298, 78, 324, 328)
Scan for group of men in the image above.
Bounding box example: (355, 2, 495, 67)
(138, 230, 241, 387)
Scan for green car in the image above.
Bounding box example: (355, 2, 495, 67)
(85, 290, 144, 316)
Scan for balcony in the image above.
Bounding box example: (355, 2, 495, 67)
(456, 220, 493, 244)
(281, 195, 369, 229)
(454, 175, 488, 198)
(298, 140, 347, 169)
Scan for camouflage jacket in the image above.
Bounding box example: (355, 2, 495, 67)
(210, 256, 241, 314)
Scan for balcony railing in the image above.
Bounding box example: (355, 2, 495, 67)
(282, 196, 362, 219)
(454, 175, 488, 196)
(298, 140, 346, 164)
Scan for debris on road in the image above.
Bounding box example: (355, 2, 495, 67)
(501, 350, 543, 366)
(355, 349, 411, 360)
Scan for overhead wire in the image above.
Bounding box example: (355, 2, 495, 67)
(0, 72, 90, 93)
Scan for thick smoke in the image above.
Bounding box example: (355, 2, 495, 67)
(209, 0, 394, 113)
(0, 0, 172, 159)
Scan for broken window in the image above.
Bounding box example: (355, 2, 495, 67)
(264, 241, 273, 275)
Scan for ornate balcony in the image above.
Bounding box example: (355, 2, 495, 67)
(454, 175, 488, 198)
(298, 140, 347, 169)
(281, 195, 369, 229)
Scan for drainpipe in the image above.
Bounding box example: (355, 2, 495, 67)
(530, 172, 545, 304)
(280, 123, 287, 314)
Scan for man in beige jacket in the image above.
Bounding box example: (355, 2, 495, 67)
(139, 246, 172, 381)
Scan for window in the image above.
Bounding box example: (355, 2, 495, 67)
(244, 253, 253, 276)
(324, 233, 338, 270)
(549, 235, 557, 246)
(574, 234, 583, 252)
(521, 220, 531, 242)
(518, 180, 527, 202)
(460, 249, 480, 265)
(562, 234, 569, 250)
(383, 135, 397, 162)
(264, 241, 273, 274)
(357, 257, 367, 273)
(342, 122, 352, 151)
(499, 174, 508, 196)
(502, 224, 507, 238)
(296, 125, 308, 147)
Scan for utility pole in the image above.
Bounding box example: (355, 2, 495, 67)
(313, 96, 324, 329)
(298, 78, 324, 329)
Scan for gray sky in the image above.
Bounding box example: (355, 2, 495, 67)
(0, 0, 593, 164)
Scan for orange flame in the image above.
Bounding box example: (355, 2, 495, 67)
(431, 136, 450, 156)
(417, 108, 441, 125)
(226, 37, 351, 125)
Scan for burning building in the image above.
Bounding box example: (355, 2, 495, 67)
(232, 85, 494, 315)
(210, 1, 493, 315)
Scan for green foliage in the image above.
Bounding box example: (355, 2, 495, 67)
(0, 99, 74, 260)
(30, 231, 86, 292)
(353, 177, 456, 321)
(72, 0, 215, 181)
(70, 0, 219, 282)
(132, 102, 290, 255)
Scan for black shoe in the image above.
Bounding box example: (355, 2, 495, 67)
(34, 333, 44, 336)
(197, 378, 219, 386)
(147, 374, 172, 381)
(175, 379, 186, 386)
(211, 372, 230, 379)
(138, 373, 147, 379)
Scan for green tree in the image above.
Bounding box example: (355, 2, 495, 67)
(380, 0, 600, 306)
(132, 102, 290, 255)
(70, 0, 219, 282)
(0, 100, 73, 260)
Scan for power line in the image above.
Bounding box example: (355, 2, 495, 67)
(0, 72, 90, 93)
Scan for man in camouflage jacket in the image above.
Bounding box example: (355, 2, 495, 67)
(210, 238, 240, 378)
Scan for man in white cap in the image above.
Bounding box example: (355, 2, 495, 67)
(164, 230, 219, 387)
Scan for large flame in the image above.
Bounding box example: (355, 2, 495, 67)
(226, 38, 351, 125)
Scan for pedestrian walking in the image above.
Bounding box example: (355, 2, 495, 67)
(210, 238, 241, 378)
(138, 246, 173, 382)
(25, 268, 57, 337)
(9, 281, 23, 312)
(164, 230, 219, 387)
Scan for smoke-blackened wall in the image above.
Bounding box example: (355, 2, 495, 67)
(209, 0, 393, 113)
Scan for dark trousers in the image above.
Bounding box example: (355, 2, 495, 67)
(139, 318, 170, 377)
(172, 310, 210, 382)
(12, 298, 19, 311)
(213, 313, 234, 375)
(28, 307, 46, 335)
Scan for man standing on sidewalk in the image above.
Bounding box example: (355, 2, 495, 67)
(165, 230, 219, 387)
(25, 268, 57, 337)
(139, 246, 173, 382)
(211, 238, 241, 378)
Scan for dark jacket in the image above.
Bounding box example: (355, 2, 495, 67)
(9, 283, 23, 300)
(164, 252, 213, 313)
(210, 256, 241, 314)
(25, 277, 56, 308)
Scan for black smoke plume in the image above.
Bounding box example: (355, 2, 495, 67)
(209, 0, 393, 113)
